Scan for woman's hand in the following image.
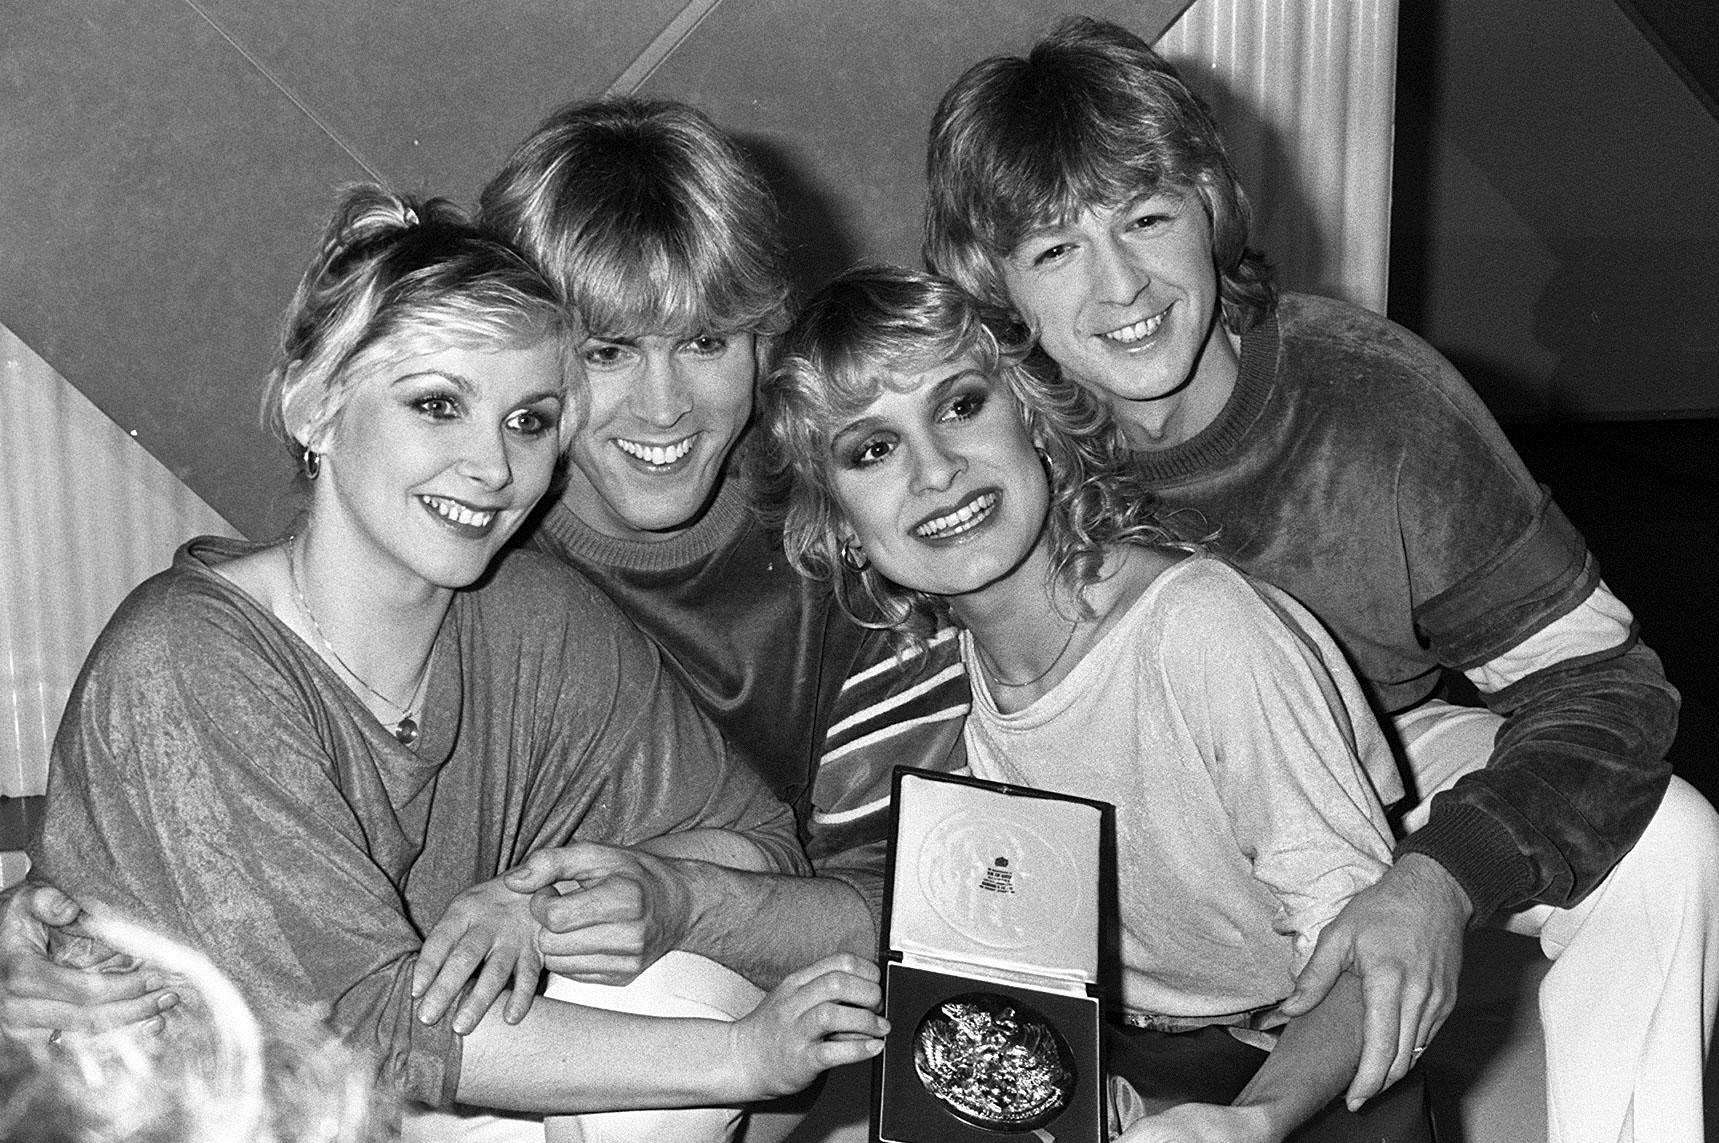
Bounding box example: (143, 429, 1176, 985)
(0, 881, 178, 1043)
(724, 953, 887, 1100)
(413, 876, 547, 1034)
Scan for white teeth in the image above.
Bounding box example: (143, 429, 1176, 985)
(915, 493, 997, 539)
(1101, 310, 1166, 344)
(423, 496, 496, 528)
(616, 437, 694, 467)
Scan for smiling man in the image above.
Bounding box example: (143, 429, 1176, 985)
(925, 17, 1719, 1143)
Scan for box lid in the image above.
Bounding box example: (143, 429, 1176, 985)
(887, 768, 1106, 984)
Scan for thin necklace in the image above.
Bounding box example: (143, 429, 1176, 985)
(286, 538, 431, 745)
(977, 617, 1081, 690)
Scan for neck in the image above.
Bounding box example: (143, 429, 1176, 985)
(291, 529, 447, 702)
(1117, 324, 1243, 452)
(948, 544, 1080, 702)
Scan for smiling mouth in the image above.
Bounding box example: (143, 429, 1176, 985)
(421, 495, 499, 534)
(915, 492, 998, 539)
(615, 435, 696, 468)
(1100, 306, 1169, 344)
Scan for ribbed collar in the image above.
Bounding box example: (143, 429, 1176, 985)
(1130, 306, 1282, 483)
(529, 478, 755, 574)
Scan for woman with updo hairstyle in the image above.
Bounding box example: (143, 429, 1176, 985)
(26, 184, 885, 1134)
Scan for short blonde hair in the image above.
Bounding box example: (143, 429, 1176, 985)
(478, 98, 790, 341)
(262, 184, 574, 456)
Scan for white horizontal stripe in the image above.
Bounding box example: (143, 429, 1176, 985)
(813, 767, 973, 826)
(1464, 582, 1635, 694)
(824, 661, 967, 740)
(818, 704, 971, 767)
(837, 627, 959, 693)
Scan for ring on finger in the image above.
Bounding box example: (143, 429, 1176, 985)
(1410, 1042, 1427, 1058)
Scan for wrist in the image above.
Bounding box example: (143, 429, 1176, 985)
(1392, 852, 1474, 926)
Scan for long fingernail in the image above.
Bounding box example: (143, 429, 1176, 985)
(156, 992, 179, 1012)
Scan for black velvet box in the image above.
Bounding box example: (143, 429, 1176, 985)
(873, 768, 1111, 1143)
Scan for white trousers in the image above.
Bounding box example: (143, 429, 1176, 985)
(1394, 701, 1719, 1143)
(403, 950, 764, 1143)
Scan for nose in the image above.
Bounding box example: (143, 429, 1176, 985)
(456, 423, 514, 490)
(1091, 233, 1148, 305)
(630, 350, 694, 429)
(908, 434, 965, 495)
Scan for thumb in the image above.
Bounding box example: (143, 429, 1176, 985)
(1279, 939, 1343, 1017)
(505, 845, 597, 892)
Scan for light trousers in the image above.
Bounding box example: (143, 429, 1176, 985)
(1395, 701, 1719, 1143)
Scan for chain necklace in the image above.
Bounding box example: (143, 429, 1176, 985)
(976, 617, 1081, 690)
(286, 539, 431, 745)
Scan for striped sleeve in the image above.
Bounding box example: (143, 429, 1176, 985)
(806, 626, 971, 924)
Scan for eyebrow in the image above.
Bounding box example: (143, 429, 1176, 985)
(394, 370, 565, 407)
(394, 369, 478, 395)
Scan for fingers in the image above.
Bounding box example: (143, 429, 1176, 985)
(813, 1034, 886, 1069)
(1345, 964, 1409, 1109)
(414, 932, 490, 1026)
(781, 953, 880, 992)
(505, 844, 614, 894)
(1, 983, 179, 1042)
(502, 948, 543, 1026)
(16, 884, 81, 929)
(412, 921, 458, 1001)
(531, 876, 641, 935)
(1279, 931, 1345, 1018)
(453, 956, 516, 1036)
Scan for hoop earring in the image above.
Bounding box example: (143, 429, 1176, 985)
(301, 447, 321, 481)
(840, 538, 869, 571)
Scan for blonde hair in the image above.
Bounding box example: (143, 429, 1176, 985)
(761, 266, 1182, 646)
(261, 184, 574, 455)
(478, 98, 790, 342)
(0, 906, 390, 1143)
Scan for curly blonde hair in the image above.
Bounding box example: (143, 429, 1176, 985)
(760, 265, 1184, 646)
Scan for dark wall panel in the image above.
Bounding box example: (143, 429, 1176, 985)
(1, 1, 674, 538)
(1391, 0, 1719, 420)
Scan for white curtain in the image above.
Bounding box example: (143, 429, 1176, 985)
(1158, 0, 1399, 314)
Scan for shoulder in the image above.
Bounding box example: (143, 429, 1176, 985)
(1127, 555, 1331, 669)
(90, 539, 275, 668)
(1274, 293, 1506, 432)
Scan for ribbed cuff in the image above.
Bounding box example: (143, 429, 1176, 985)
(1394, 801, 1535, 922)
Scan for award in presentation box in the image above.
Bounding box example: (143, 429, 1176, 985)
(874, 767, 1112, 1143)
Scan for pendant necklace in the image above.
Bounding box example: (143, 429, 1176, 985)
(978, 617, 1081, 690)
(286, 539, 431, 745)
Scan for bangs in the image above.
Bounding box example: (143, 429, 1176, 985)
(980, 100, 1198, 255)
(560, 231, 770, 339)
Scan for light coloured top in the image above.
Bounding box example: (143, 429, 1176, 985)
(962, 555, 1396, 1020)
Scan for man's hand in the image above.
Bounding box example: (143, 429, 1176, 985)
(0, 882, 178, 1043)
(503, 843, 697, 985)
(1277, 853, 1471, 1109)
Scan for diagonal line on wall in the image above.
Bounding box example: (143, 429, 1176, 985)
(180, 0, 388, 183)
(605, 0, 726, 97)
